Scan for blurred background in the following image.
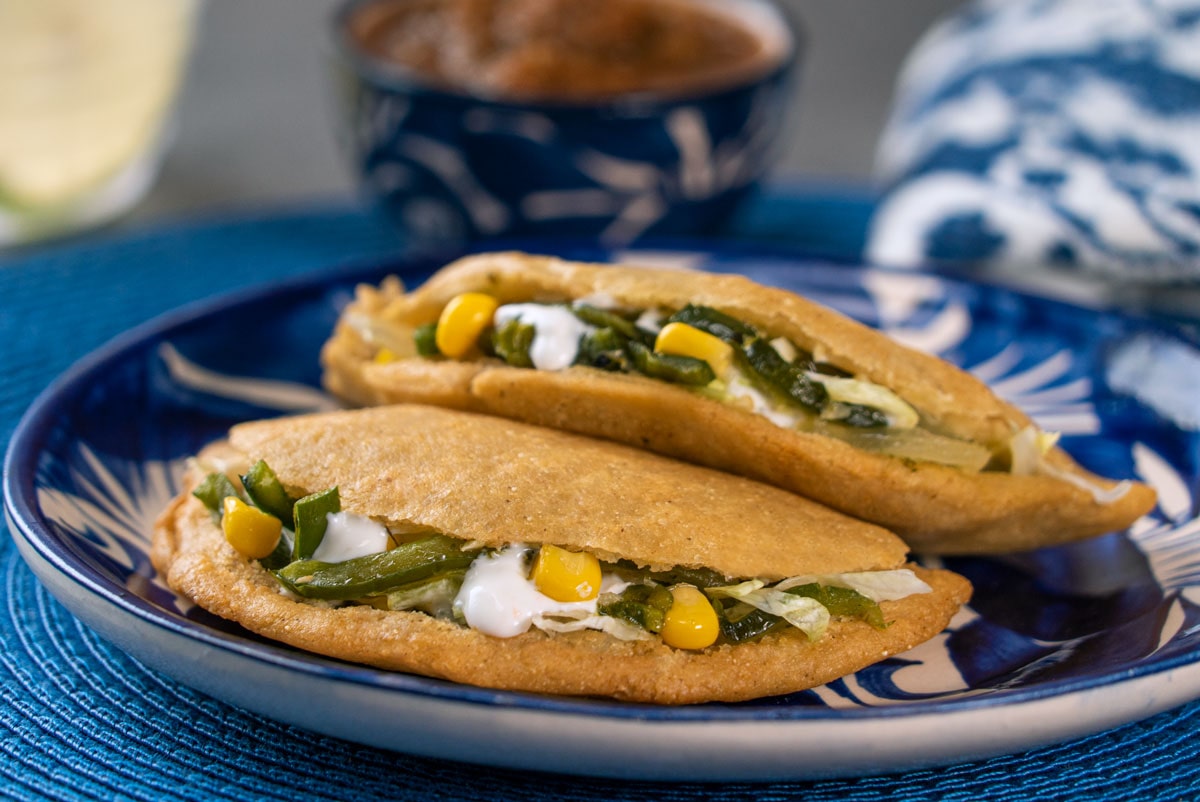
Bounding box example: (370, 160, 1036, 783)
(129, 0, 960, 227)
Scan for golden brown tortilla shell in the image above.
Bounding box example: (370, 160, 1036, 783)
(152, 462, 971, 704)
(321, 252, 1156, 554)
(225, 405, 908, 579)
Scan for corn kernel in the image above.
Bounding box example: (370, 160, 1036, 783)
(531, 544, 602, 602)
(373, 347, 397, 364)
(435, 292, 499, 358)
(222, 496, 282, 559)
(654, 322, 733, 377)
(660, 584, 720, 650)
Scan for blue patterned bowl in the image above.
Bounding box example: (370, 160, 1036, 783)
(329, 0, 799, 246)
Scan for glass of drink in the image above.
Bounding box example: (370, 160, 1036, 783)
(0, 0, 200, 247)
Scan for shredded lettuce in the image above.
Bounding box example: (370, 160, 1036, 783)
(1008, 425, 1131, 504)
(1009, 425, 1060, 476)
(775, 569, 931, 602)
(706, 580, 831, 641)
(533, 611, 653, 641)
(806, 373, 920, 429)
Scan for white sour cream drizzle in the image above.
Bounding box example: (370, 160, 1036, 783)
(452, 544, 628, 638)
(310, 511, 390, 563)
(494, 304, 593, 371)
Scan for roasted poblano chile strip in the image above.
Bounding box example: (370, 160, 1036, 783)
(833, 404, 890, 429)
(741, 339, 828, 412)
(577, 327, 630, 371)
(383, 570, 467, 617)
(413, 323, 439, 357)
(292, 486, 341, 561)
(598, 583, 673, 633)
(627, 341, 715, 386)
(491, 319, 535, 368)
(276, 534, 480, 600)
(241, 460, 296, 524)
(193, 472, 241, 514)
(786, 583, 886, 629)
(476, 325, 497, 358)
(613, 560, 729, 589)
(570, 304, 652, 344)
(667, 305, 757, 345)
(260, 530, 295, 571)
(714, 599, 788, 644)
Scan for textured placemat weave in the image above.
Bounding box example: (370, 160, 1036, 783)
(2, 193, 1198, 801)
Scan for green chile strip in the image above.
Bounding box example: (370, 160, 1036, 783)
(667, 305, 756, 344)
(241, 460, 295, 524)
(627, 341, 715, 386)
(668, 306, 890, 425)
(788, 583, 886, 629)
(835, 404, 890, 429)
(276, 534, 480, 600)
(292, 486, 340, 561)
(384, 571, 467, 616)
(597, 584, 673, 633)
(715, 601, 788, 644)
(741, 339, 828, 412)
(571, 304, 653, 344)
(577, 327, 630, 371)
(612, 560, 729, 589)
(192, 473, 241, 513)
(260, 532, 295, 571)
(492, 319, 535, 368)
(414, 323, 439, 356)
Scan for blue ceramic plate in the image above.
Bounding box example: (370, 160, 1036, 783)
(5, 245, 1200, 781)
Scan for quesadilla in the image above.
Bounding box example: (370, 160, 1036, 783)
(152, 405, 970, 704)
(321, 252, 1156, 554)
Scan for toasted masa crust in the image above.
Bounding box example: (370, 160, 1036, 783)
(321, 252, 1156, 554)
(152, 458, 971, 705)
(226, 405, 908, 578)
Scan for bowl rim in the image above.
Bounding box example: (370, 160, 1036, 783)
(328, 0, 802, 110)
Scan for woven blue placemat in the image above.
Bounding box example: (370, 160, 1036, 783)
(2, 191, 1197, 801)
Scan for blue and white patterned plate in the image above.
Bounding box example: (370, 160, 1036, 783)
(5, 244, 1200, 781)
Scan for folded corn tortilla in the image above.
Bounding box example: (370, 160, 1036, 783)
(152, 405, 970, 704)
(321, 252, 1156, 554)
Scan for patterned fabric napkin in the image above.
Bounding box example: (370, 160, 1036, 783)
(866, 0, 1200, 282)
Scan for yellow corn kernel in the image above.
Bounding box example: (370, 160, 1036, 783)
(654, 322, 733, 377)
(435, 292, 499, 358)
(531, 544, 602, 602)
(222, 496, 282, 559)
(373, 347, 397, 364)
(660, 584, 720, 650)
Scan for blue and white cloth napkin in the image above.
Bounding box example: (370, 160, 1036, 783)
(867, 0, 1200, 282)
